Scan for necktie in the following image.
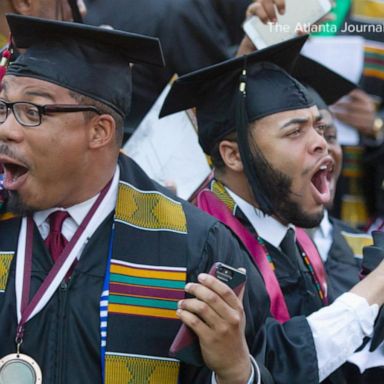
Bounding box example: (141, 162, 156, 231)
(44, 211, 70, 262)
(280, 228, 302, 261)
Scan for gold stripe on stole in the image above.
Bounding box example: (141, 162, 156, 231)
(115, 182, 187, 233)
(0, 253, 14, 291)
(105, 353, 180, 384)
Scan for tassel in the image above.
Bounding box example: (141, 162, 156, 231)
(0, 49, 11, 83)
(236, 63, 275, 215)
(0, 35, 13, 84)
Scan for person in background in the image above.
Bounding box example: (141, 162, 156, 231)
(0, 0, 87, 44)
(84, 0, 252, 140)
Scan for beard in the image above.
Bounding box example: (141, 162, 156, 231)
(247, 146, 324, 228)
(4, 190, 36, 216)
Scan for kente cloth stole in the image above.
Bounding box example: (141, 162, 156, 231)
(103, 157, 189, 384)
(363, 41, 384, 81)
(0, 157, 189, 383)
(196, 179, 328, 323)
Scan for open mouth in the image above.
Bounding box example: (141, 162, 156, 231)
(310, 159, 333, 205)
(0, 158, 29, 191)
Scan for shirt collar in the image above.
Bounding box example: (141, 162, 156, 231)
(318, 210, 332, 239)
(225, 187, 294, 249)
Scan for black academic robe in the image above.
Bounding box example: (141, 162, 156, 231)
(84, 0, 251, 135)
(324, 217, 362, 303)
(230, 206, 353, 384)
(0, 154, 275, 383)
(0, 155, 324, 384)
(322, 218, 384, 384)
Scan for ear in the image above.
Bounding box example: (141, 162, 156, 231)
(88, 114, 116, 149)
(10, 0, 34, 15)
(219, 140, 244, 172)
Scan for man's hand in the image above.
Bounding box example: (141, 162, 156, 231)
(246, 0, 286, 24)
(76, 0, 87, 17)
(238, 0, 285, 56)
(177, 273, 252, 384)
(330, 89, 379, 137)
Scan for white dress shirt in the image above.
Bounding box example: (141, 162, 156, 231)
(226, 187, 379, 381)
(312, 210, 333, 262)
(34, 167, 119, 255)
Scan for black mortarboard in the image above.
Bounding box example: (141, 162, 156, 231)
(292, 55, 357, 110)
(160, 35, 314, 215)
(159, 35, 313, 155)
(5, 14, 165, 117)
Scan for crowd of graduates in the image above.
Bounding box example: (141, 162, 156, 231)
(1, 0, 384, 383)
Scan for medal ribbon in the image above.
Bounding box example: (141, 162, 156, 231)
(15, 180, 112, 342)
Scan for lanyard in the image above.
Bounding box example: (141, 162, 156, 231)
(15, 180, 111, 344)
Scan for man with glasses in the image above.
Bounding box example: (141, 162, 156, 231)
(0, 14, 284, 384)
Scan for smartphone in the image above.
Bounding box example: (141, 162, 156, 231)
(169, 263, 247, 366)
(243, 0, 332, 49)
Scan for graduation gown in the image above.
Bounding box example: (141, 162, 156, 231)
(0, 154, 273, 383)
(321, 218, 384, 384)
(196, 179, 362, 384)
(263, 237, 346, 384)
(324, 217, 364, 303)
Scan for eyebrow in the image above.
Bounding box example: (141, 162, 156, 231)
(0, 82, 56, 103)
(280, 117, 309, 129)
(24, 90, 56, 103)
(280, 114, 323, 129)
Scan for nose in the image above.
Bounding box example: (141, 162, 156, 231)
(0, 110, 24, 143)
(309, 127, 327, 155)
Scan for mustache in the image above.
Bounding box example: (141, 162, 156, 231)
(0, 143, 29, 167)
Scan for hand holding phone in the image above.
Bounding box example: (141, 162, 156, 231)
(169, 263, 247, 366)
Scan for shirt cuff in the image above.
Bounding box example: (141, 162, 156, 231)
(211, 355, 260, 384)
(307, 292, 379, 382)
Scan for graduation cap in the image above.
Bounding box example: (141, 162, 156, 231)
(292, 55, 357, 110)
(160, 35, 313, 155)
(160, 35, 314, 215)
(5, 14, 165, 117)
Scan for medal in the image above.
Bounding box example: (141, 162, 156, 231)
(0, 352, 42, 384)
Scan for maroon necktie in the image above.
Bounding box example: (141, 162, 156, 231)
(44, 211, 70, 262)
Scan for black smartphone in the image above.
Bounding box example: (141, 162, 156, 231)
(169, 262, 247, 366)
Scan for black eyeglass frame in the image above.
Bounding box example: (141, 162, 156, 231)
(0, 100, 102, 127)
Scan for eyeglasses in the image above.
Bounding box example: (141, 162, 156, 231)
(0, 100, 102, 127)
